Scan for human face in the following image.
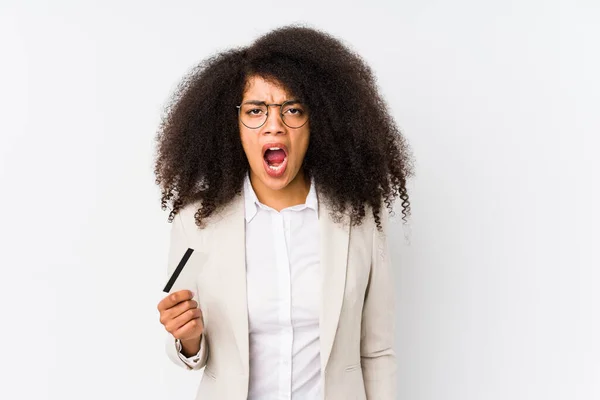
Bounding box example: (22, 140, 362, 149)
(239, 76, 310, 195)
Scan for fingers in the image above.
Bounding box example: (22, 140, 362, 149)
(172, 316, 203, 340)
(157, 290, 194, 312)
(157, 290, 203, 341)
(168, 307, 203, 337)
(159, 299, 198, 326)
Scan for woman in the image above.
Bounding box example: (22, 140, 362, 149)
(155, 25, 413, 400)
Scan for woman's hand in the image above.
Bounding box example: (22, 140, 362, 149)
(158, 290, 204, 344)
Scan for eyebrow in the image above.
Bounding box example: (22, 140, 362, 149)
(242, 99, 303, 105)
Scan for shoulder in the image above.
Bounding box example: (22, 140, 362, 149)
(176, 193, 244, 236)
(338, 203, 388, 256)
(353, 202, 390, 235)
(359, 203, 391, 261)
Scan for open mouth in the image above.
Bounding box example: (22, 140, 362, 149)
(262, 144, 288, 177)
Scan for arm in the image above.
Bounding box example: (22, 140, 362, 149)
(163, 212, 209, 371)
(361, 209, 397, 398)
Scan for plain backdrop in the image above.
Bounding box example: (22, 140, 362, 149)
(1, 1, 598, 399)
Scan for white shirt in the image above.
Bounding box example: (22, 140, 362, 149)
(179, 174, 322, 400)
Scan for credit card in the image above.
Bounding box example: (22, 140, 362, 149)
(163, 248, 195, 293)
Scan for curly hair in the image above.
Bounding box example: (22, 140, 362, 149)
(154, 25, 414, 230)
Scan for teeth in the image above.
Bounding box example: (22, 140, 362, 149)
(268, 164, 284, 171)
(269, 147, 281, 151)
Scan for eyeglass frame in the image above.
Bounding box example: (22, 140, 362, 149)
(235, 100, 309, 129)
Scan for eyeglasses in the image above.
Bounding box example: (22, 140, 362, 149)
(236, 100, 309, 129)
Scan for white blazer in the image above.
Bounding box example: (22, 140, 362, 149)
(164, 192, 397, 399)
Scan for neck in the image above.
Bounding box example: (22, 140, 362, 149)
(249, 170, 310, 212)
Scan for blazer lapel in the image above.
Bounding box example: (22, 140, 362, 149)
(319, 202, 350, 372)
(213, 194, 249, 376)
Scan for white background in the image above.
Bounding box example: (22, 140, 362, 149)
(1, 1, 598, 399)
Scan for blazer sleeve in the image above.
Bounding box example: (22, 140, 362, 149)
(163, 212, 209, 371)
(360, 209, 397, 398)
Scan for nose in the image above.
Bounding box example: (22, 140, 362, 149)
(261, 105, 286, 135)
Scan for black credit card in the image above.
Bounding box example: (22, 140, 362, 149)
(163, 248, 195, 293)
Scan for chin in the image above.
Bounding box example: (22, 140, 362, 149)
(260, 171, 293, 191)
(251, 164, 298, 191)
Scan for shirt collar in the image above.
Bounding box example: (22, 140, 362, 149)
(243, 173, 319, 223)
